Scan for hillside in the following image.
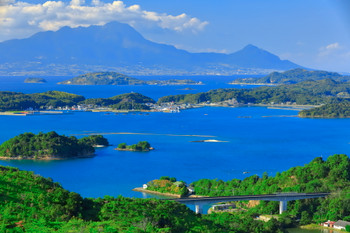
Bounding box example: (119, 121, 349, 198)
(0, 91, 155, 111)
(231, 69, 349, 84)
(0, 21, 301, 76)
(0, 165, 288, 232)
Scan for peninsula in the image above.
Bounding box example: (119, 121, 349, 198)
(0, 131, 109, 160)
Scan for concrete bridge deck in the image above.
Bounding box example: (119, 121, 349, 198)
(170, 192, 330, 214)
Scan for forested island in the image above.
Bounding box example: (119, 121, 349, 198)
(24, 78, 47, 83)
(1, 154, 348, 231)
(0, 91, 155, 111)
(230, 68, 350, 85)
(58, 72, 202, 86)
(116, 141, 153, 152)
(0, 132, 109, 160)
(299, 103, 350, 118)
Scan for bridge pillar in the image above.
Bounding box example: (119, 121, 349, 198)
(279, 200, 287, 214)
(195, 204, 203, 214)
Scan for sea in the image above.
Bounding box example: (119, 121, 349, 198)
(0, 75, 349, 202)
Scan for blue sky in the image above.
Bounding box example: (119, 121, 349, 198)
(1, 0, 350, 72)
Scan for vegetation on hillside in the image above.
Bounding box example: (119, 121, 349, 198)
(81, 93, 155, 110)
(299, 103, 350, 118)
(0, 165, 288, 232)
(158, 79, 350, 105)
(0, 132, 109, 159)
(117, 141, 153, 151)
(231, 69, 349, 84)
(0, 91, 155, 111)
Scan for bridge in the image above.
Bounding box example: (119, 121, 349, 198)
(170, 192, 330, 214)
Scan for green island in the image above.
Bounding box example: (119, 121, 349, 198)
(0, 132, 109, 160)
(299, 103, 350, 118)
(24, 78, 47, 83)
(0, 91, 155, 111)
(0, 154, 348, 232)
(116, 141, 153, 152)
(144, 176, 189, 197)
(58, 72, 202, 86)
(230, 68, 350, 85)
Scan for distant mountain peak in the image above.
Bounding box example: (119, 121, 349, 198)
(0, 22, 303, 75)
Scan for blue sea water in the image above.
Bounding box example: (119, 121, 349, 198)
(0, 76, 349, 200)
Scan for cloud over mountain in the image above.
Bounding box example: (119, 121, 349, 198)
(0, 0, 208, 42)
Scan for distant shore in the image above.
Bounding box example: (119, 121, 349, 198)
(229, 82, 278, 86)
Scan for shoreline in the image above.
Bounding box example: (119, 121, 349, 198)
(0, 153, 95, 160)
(133, 187, 207, 199)
(229, 82, 278, 86)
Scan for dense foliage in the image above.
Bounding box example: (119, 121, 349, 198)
(191, 154, 350, 223)
(158, 79, 350, 105)
(78, 135, 109, 147)
(117, 141, 152, 151)
(58, 72, 147, 85)
(0, 91, 155, 111)
(0, 132, 109, 159)
(0, 166, 287, 232)
(81, 93, 155, 110)
(0, 91, 85, 111)
(232, 68, 349, 84)
(299, 103, 350, 118)
(146, 176, 189, 196)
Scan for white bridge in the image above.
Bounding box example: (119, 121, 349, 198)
(170, 192, 330, 214)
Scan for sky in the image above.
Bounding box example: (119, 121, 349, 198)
(1, 0, 350, 73)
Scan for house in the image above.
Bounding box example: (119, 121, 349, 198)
(321, 220, 335, 228)
(142, 184, 148, 189)
(334, 220, 350, 230)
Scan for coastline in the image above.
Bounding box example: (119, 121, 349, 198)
(0, 153, 95, 160)
(133, 187, 207, 199)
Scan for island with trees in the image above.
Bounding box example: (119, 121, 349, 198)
(58, 72, 203, 86)
(230, 68, 350, 85)
(0, 131, 109, 160)
(116, 141, 153, 152)
(139, 176, 189, 197)
(24, 78, 47, 83)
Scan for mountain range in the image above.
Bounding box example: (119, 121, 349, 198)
(0, 21, 302, 76)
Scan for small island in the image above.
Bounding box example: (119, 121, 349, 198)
(135, 176, 190, 197)
(115, 141, 153, 152)
(0, 132, 109, 160)
(24, 78, 47, 83)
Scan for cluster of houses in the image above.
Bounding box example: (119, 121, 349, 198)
(321, 220, 350, 230)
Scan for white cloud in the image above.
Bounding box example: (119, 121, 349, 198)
(0, 0, 208, 42)
(319, 42, 341, 57)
